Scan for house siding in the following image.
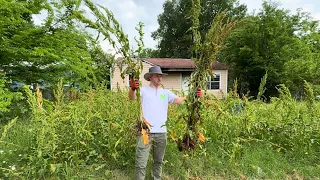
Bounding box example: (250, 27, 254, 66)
(111, 64, 126, 90)
(162, 72, 181, 90)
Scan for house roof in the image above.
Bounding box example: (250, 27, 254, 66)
(144, 58, 228, 70)
(116, 58, 228, 70)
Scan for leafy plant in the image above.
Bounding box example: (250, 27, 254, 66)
(74, 0, 150, 143)
(0, 74, 24, 123)
(175, 0, 242, 151)
(0, 75, 14, 113)
(257, 72, 268, 101)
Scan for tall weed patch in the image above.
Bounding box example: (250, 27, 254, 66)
(197, 85, 320, 162)
(0, 85, 139, 178)
(0, 83, 319, 178)
(165, 83, 320, 178)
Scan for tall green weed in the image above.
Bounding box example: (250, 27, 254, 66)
(0, 82, 319, 178)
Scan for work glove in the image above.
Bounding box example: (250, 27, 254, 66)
(129, 78, 140, 91)
(195, 88, 202, 98)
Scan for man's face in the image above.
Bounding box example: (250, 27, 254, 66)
(149, 74, 163, 86)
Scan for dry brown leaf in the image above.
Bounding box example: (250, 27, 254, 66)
(170, 131, 177, 141)
(198, 132, 206, 143)
(142, 116, 152, 129)
(141, 129, 149, 144)
(240, 173, 246, 179)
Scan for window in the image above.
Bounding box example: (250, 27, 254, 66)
(207, 73, 220, 90)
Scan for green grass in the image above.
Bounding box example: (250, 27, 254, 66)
(1, 135, 319, 179)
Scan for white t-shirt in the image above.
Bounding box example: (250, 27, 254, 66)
(140, 86, 177, 133)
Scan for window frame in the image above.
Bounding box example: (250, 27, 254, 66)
(207, 72, 221, 90)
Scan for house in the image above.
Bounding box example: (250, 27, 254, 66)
(111, 58, 228, 98)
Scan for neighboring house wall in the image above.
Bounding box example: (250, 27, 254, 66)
(162, 72, 181, 90)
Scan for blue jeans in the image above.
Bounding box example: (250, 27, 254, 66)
(135, 133, 167, 180)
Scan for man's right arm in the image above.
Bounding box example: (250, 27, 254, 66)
(128, 89, 136, 100)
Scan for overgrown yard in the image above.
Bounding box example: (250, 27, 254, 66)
(0, 85, 319, 179)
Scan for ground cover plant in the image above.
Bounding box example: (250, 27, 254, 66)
(0, 80, 319, 179)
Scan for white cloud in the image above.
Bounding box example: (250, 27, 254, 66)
(99, 40, 116, 54)
(314, 13, 320, 21)
(143, 24, 159, 48)
(238, 0, 261, 14)
(88, 0, 151, 53)
(239, 0, 320, 20)
(146, 24, 159, 33)
(116, 0, 147, 20)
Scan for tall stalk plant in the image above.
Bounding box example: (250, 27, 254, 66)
(74, 0, 149, 142)
(177, 0, 241, 151)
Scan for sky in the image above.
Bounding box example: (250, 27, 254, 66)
(33, 0, 320, 54)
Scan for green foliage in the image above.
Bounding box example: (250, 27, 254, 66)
(222, 2, 320, 98)
(139, 48, 160, 58)
(74, 0, 145, 81)
(257, 72, 268, 101)
(0, 0, 104, 90)
(284, 11, 320, 96)
(0, 74, 24, 123)
(152, 0, 247, 58)
(303, 80, 317, 114)
(89, 46, 114, 87)
(0, 75, 13, 113)
(0, 85, 319, 178)
(174, 0, 241, 151)
(0, 84, 139, 178)
(74, 0, 150, 133)
(0, 117, 17, 142)
(1, 0, 320, 179)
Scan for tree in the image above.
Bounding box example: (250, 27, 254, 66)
(152, 0, 247, 58)
(221, 1, 319, 98)
(0, 74, 15, 113)
(284, 10, 320, 97)
(139, 48, 159, 58)
(0, 0, 102, 90)
(89, 46, 115, 88)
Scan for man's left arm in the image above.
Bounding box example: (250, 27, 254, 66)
(173, 97, 186, 105)
(172, 89, 202, 105)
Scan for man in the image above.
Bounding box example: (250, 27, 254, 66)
(128, 66, 202, 180)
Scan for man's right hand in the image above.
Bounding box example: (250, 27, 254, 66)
(129, 79, 140, 91)
(195, 88, 202, 98)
